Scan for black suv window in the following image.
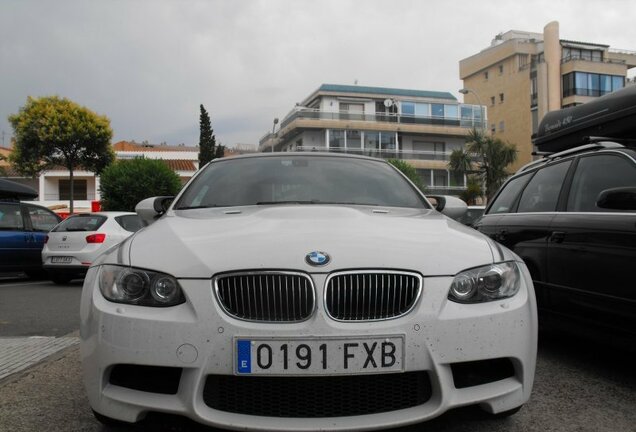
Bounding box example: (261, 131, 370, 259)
(488, 173, 532, 214)
(0, 203, 23, 230)
(517, 161, 571, 213)
(567, 154, 636, 212)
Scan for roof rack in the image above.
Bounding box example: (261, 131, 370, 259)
(518, 141, 625, 173)
(583, 136, 636, 145)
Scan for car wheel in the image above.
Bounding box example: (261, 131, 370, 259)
(24, 270, 47, 280)
(49, 274, 73, 285)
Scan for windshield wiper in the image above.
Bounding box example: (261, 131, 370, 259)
(256, 200, 321, 205)
(174, 204, 231, 210)
(256, 200, 379, 206)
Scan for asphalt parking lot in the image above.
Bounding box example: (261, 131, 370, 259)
(1, 277, 635, 432)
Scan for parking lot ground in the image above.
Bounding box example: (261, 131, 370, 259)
(0, 335, 78, 380)
(0, 330, 634, 432)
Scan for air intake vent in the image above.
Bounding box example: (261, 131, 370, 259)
(215, 272, 315, 322)
(325, 271, 421, 321)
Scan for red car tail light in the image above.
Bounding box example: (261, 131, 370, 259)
(86, 233, 106, 243)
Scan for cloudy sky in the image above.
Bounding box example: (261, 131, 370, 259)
(1, 0, 634, 149)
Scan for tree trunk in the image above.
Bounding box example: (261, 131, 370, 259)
(69, 167, 74, 214)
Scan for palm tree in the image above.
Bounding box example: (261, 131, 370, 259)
(449, 128, 517, 202)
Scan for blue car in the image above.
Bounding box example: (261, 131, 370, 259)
(0, 179, 62, 277)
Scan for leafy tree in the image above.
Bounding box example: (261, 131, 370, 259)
(198, 104, 217, 167)
(388, 159, 426, 192)
(448, 128, 517, 201)
(99, 158, 182, 212)
(8, 96, 114, 213)
(460, 175, 483, 205)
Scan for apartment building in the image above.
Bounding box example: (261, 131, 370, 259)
(258, 84, 487, 196)
(459, 21, 636, 172)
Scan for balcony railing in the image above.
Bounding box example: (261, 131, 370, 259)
(294, 146, 469, 162)
(281, 107, 485, 129)
(560, 54, 626, 65)
(260, 107, 486, 146)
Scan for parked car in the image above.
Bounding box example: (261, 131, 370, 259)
(43, 212, 145, 284)
(0, 199, 61, 277)
(474, 141, 636, 348)
(456, 205, 486, 227)
(81, 153, 537, 431)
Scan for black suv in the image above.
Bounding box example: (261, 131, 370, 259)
(474, 142, 636, 346)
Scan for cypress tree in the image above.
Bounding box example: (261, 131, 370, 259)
(198, 104, 216, 167)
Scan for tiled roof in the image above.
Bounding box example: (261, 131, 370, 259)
(113, 141, 198, 152)
(317, 84, 457, 101)
(163, 159, 197, 171)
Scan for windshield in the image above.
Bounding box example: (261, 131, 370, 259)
(175, 155, 429, 210)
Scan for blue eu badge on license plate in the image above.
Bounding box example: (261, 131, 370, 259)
(237, 340, 251, 374)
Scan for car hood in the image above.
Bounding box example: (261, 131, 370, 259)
(119, 205, 495, 278)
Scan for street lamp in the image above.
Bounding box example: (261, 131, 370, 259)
(459, 88, 485, 131)
(271, 118, 279, 152)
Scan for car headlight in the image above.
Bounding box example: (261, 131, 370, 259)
(98, 265, 185, 307)
(448, 261, 521, 303)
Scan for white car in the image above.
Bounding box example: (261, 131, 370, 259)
(43, 212, 145, 284)
(80, 153, 537, 431)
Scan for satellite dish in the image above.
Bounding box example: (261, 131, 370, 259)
(383, 98, 394, 108)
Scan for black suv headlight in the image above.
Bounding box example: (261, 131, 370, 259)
(448, 261, 521, 303)
(98, 264, 185, 307)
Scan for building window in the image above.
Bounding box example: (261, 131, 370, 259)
(499, 93, 504, 103)
(364, 131, 380, 151)
(530, 75, 538, 107)
(433, 170, 449, 187)
(329, 130, 345, 149)
(498, 64, 504, 74)
(499, 120, 505, 132)
(484, 71, 489, 80)
(490, 96, 495, 106)
(562, 72, 624, 97)
(59, 179, 87, 200)
(346, 130, 361, 149)
(414, 141, 446, 160)
(562, 47, 603, 63)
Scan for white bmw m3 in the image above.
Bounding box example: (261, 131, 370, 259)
(80, 153, 537, 431)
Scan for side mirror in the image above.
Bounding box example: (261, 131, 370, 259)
(596, 187, 636, 210)
(427, 195, 468, 220)
(135, 196, 174, 224)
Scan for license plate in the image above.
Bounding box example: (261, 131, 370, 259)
(235, 336, 404, 375)
(51, 256, 73, 264)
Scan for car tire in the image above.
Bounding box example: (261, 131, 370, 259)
(24, 270, 47, 280)
(49, 274, 73, 285)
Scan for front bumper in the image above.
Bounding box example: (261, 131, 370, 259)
(80, 265, 537, 431)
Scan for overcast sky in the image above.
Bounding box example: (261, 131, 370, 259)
(1, 0, 635, 149)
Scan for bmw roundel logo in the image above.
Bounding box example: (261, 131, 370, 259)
(305, 251, 330, 266)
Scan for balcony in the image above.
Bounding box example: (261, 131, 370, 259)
(294, 146, 475, 163)
(260, 107, 486, 146)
